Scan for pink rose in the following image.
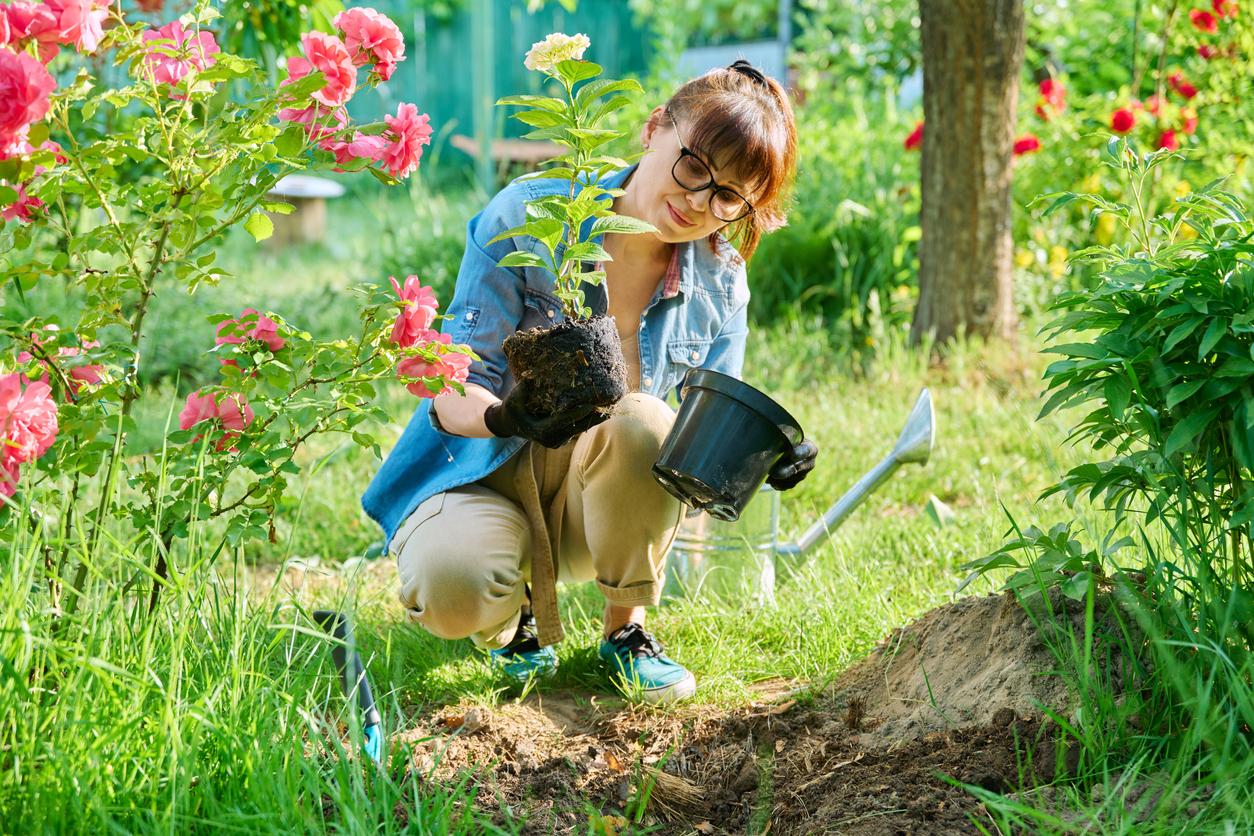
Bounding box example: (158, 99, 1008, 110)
(1180, 108, 1198, 135)
(1157, 129, 1180, 150)
(178, 389, 217, 430)
(278, 102, 348, 142)
(44, 0, 108, 53)
(389, 275, 438, 347)
(0, 454, 18, 499)
(380, 103, 432, 179)
(0, 372, 58, 465)
(0, 47, 56, 148)
(1197, 44, 1219, 59)
(14, 330, 101, 395)
(283, 31, 357, 108)
(1110, 107, 1136, 134)
(320, 131, 386, 168)
(396, 335, 471, 398)
(5, 1, 61, 63)
(140, 20, 220, 87)
(179, 389, 254, 451)
(1013, 134, 1041, 156)
(215, 308, 285, 353)
(1143, 95, 1164, 116)
(334, 7, 404, 80)
(903, 121, 923, 151)
(2, 181, 43, 222)
(1213, 0, 1237, 16)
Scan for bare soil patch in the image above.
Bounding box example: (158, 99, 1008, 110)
(391, 592, 1108, 833)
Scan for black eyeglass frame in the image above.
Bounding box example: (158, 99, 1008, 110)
(666, 109, 755, 224)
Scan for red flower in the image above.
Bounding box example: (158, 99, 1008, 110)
(1143, 95, 1164, 116)
(1190, 9, 1219, 32)
(1168, 71, 1199, 99)
(1213, 0, 1237, 16)
(1157, 130, 1180, 150)
(1197, 44, 1219, 59)
(1110, 108, 1136, 134)
(1013, 134, 1041, 156)
(903, 121, 923, 151)
(1180, 108, 1198, 134)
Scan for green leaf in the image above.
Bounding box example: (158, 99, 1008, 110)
(554, 59, 602, 86)
(1061, 571, 1093, 600)
(589, 215, 656, 237)
(496, 94, 567, 112)
(512, 109, 567, 129)
(1162, 317, 1204, 353)
(1104, 375, 1132, 421)
(244, 212, 273, 242)
(1163, 406, 1221, 458)
(262, 201, 295, 215)
(499, 250, 547, 270)
(1198, 317, 1226, 360)
(574, 78, 642, 110)
(1165, 379, 1207, 409)
(924, 495, 956, 528)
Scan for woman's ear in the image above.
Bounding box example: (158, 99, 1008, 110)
(640, 105, 667, 149)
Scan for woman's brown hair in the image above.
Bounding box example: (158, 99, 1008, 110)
(661, 61, 797, 261)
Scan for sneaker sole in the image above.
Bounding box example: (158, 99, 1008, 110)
(639, 670, 697, 704)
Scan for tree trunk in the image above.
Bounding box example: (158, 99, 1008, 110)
(910, 0, 1024, 345)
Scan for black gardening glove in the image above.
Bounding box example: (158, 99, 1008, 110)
(483, 378, 610, 449)
(767, 439, 819, 491)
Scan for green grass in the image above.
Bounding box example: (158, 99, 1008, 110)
(4, 185, 1252, 833)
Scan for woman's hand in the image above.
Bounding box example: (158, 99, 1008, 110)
(484, 378, 610, 449)
(767, 440, 818, 491)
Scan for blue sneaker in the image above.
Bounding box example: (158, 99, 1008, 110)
(598, 623, 696, 703)
(489, 608, 557, 684)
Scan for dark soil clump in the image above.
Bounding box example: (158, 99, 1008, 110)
(503, 315, 628, 416)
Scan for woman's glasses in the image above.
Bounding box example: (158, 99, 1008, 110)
(667, 110, 754, 223)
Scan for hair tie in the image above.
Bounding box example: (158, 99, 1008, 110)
(729, 59, 768, 86)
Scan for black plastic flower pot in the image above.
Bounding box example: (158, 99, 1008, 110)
(652, 369, 804, 522)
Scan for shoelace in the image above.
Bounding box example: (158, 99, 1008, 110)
(609, 623, 664, 659)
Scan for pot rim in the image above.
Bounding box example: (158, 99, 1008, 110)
(680, 369, 804, 446)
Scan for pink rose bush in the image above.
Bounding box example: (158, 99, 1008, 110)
(0, 0, 468, 578)
(140, 19, 219, 87)
(387, 276, 472, 398)
(0, 372, 58, 499)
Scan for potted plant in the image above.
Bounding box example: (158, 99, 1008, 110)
(489, 33, 656, 419)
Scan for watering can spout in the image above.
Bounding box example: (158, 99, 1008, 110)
(777, 388, 935, 558)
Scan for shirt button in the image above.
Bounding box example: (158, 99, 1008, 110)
(464, 312, 474, 321)
(642, 376, 653, 388)
(690, 350, 700, 361)
(547, 309, 555, 319)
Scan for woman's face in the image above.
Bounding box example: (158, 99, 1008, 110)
(628, 106, 749, 244)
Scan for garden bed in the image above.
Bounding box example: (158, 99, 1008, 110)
(375, 591, 1109, 833)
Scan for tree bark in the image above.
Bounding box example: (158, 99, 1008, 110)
(910, 0, 1024, 345)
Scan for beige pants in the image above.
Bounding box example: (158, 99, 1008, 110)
(391, 393, 683, 648)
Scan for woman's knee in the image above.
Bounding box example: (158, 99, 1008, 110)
(399, 545, 525, 639)
(601, 393, 675, 456)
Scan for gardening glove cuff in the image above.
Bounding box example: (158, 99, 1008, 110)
(484, 381, 609, 449)
(767, 440, 818, 491)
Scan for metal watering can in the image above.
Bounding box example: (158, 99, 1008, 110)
(665, 389, 936, 604)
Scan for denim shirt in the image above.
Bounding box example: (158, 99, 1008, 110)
(361, 164, 750, 547)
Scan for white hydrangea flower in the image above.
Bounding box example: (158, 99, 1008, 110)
(523, 32, 591, 73)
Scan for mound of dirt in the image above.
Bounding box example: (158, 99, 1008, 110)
(385, 592, 1115, 833)
(831, 590, 1083, 744)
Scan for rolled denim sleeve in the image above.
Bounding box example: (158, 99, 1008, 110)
(427, 183, 530, 434)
